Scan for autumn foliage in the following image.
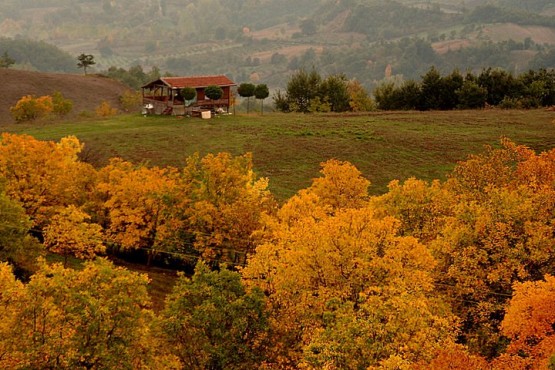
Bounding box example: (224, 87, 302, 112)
(10, 95, 53, 122)
(10, 92, 73, 122)
(0, 133, 554, 369)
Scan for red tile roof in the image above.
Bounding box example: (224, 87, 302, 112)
(160, 75, 236, 89)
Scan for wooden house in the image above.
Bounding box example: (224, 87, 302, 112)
(141, 75, 236, 116)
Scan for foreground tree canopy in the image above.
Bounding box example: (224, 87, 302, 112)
(0, 133, 554, 369)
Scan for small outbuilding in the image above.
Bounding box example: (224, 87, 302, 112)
(141, 75, 236, 116)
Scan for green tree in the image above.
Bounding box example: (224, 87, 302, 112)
(51, 91, 73, 116)
(0, 188, 41, 278)
(161, 262, 269, 369)
(181, 86, 197, 104)
(373, 82, 397, 110)
(0, 51, 15, 68)
(319, 74, 350, 112)
(286, 69, 322, 113)
(456, 80, 487, 109)
(477, 68, 521, 106)
(254, 83, 269, 115)
(272, 89, 290, 112)
(204, 84, 223, 107)
(0, 259, 173, 369)
(77, 53, 95, 75)
(238, 82, 255, 113)
(421, 66, 443, 110)
(397, 80, 423, 110)
(519, 68, 555, 107)
(439, 69, 464, 109)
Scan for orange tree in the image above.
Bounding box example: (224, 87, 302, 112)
(375, 140, 555, 358)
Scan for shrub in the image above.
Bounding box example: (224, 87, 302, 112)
(498, 97, 521, 109)
(10, 95, 53, 122)
(95, 101, 118, 117)
(51, 91, 73, 116)
(119, 90, 142, 112)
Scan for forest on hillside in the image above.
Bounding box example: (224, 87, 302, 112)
(0, 0, 553, 90)
(0, 132, 554, 369)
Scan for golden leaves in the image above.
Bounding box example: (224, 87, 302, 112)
(43, 205, 104, 263)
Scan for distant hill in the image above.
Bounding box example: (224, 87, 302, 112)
(0, 69, 131, 124)
(0, 0, 554, 92)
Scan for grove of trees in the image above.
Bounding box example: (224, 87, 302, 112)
(273, 69, 373, 113)
(374, 66, 555, 110)
(0, 133, 554, 368)
(0, 37, 75, 72)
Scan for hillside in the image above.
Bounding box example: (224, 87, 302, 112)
(3, 109, 553, 200)
(0, 69, 132, 123)
(0, 0, 554, 92)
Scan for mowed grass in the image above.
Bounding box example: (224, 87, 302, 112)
(2, 110, 554, 201)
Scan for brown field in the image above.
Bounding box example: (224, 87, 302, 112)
(433, 39, 472, 54)
(475, 23, 555, 45)
(0, 68, 131, 124)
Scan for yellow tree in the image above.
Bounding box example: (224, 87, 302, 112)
(430, 140, 555, 357)
(307, 158, 370, 211)
(43, 205, 105, 266)
(0, 259, 177, 369)
(0, 133, 97, 230)
(183, 152, 276, 265)
(346, 79, 375, 112)
(98, 158, 185, 264)
(242, 160, 457, 368)
(0, 262, 25, 369)
(371, 177, 455, 243)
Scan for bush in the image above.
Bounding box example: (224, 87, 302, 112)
(498, 97, 521, 109)
(10, 95, 53, 122)
(51, 91, 73, 117)
(119, 91, 142, 112)
(272, 90, 290, 112)
(95, 101, 118, 117)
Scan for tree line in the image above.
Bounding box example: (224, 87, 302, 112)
(273, 69, 374, 113)
(0, 133, 554, 368)
(375, 66, 555, 110)
(0, 37, 75, 72)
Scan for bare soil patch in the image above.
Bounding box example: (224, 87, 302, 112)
(474, 23, 555, 45)
(252, 45, 324, 62)
(249, 23, 301, 40)
(0, 69, 131, 124)
(433, 39, 472, 54)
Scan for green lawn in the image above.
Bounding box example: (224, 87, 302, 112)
(2, 110, 554, 200)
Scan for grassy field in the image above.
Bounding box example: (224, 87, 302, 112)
(2, 110, 554, 201)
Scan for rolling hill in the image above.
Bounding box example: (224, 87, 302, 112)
(0, 0, 554, 92)
(0, 69, 132, 124)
